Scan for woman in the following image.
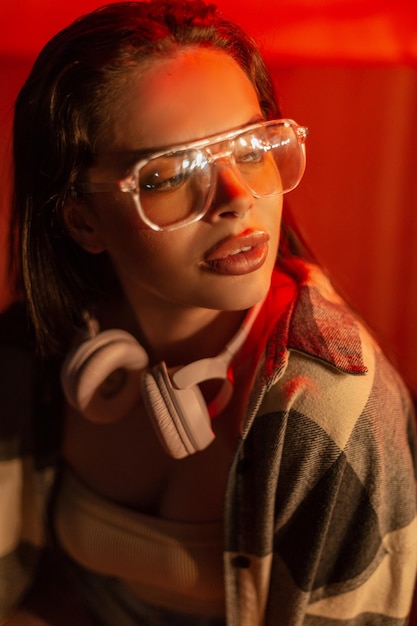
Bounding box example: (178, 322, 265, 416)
(1, 1, 416, 624)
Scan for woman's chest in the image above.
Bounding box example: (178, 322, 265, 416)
(61, 398, 237, 522)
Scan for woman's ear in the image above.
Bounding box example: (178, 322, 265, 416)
(62, 198, 106, 254)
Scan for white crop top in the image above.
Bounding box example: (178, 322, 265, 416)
(53, 468, 225, 617)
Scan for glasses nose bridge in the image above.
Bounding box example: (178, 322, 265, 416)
(207, 143, 256, 205)
(205, 137, 235, 168)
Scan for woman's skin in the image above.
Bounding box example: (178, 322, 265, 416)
(61, 47, 284, 526)
(67, 48, 282, 361)
(5, 46, 282, 626)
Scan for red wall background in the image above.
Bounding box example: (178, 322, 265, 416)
(1, 4, 417, 620)
(1, 0, 417, 400)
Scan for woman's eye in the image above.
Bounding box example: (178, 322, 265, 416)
(237, 148, 265, 165)
(140, 171, 186, 192)
(139, 154, 194, 192)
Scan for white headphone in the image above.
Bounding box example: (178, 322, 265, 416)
(60, 303, 261, 459)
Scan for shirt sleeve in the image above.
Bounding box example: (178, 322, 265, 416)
(0, 305, 54, 619)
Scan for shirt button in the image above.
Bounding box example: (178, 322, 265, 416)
(232, 555, 251, 569)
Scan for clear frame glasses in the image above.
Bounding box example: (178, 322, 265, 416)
(77, 119, 308, 232)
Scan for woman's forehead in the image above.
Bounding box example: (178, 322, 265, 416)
(104, 47, 262, 153)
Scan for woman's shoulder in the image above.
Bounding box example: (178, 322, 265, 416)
(267, 260, 370, 378)
(0, 303, 38, 446)
(255, 264, 415, 485)
(0, 301, 37, 388)
(267, 261, 413, 426)
(0, 301, 62, 461)
(267, 260, 413, 415)
(285, 261, 372, 375)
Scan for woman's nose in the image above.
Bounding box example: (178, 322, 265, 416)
(208, 160, 254, 219)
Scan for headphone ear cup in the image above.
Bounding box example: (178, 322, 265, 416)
(141, 363, 215, 459)
(61, 329, 148, 423)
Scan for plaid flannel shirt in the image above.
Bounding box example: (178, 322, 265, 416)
(1, 262, 416, 625)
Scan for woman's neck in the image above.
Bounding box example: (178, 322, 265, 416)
(99, 296, 248, 368)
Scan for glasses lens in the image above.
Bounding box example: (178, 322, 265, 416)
(234, 122, 305, 197)
(138, 150, 211, 229)
(234, 130, 282, 196)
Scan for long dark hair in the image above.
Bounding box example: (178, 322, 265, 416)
(11, 0, 301, 357)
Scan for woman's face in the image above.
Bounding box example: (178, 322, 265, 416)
(80, 48, 283, 316)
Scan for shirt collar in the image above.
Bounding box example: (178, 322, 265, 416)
(263, 263, 368, 382)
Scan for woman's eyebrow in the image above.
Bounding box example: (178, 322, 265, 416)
(105, 116, 268, 164)
(99, 148, 155, 160)
(92, 148, 156, 172)
(247, 114, 265, 124)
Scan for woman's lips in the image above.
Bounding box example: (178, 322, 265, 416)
(202, 231, 270, 275)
